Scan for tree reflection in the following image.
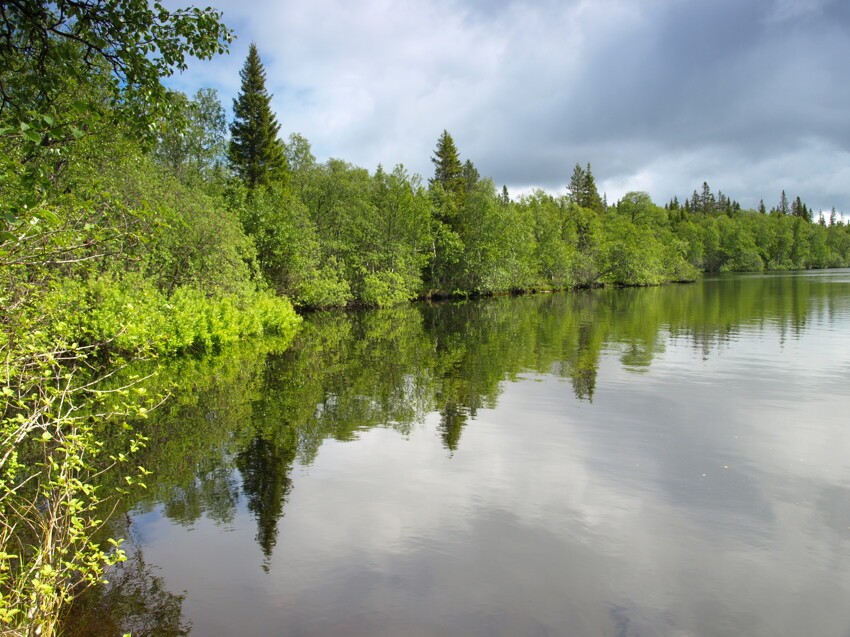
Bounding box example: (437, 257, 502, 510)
(80, 271, 850, 618)
(235, 435, 297, 570)
(115, 274, 850, 528)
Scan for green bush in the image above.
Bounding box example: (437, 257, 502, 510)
(360, 270, 416, 307)
(37, 274, 300, 357)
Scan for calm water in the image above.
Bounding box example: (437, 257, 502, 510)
(70, 270, 850, 636)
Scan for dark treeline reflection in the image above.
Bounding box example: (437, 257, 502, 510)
(80, 271, 849, 635)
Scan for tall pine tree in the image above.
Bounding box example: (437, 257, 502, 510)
(568, 163, 603, 212)
(778, 190, 789, 215)
(229, 43, 286, 187)
(430, 130, 464, 198)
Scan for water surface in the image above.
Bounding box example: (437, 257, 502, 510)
(71, 270, 850, 636)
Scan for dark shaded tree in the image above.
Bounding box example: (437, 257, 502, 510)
(235, 435, 297, 571)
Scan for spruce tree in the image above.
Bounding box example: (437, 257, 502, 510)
(700, 182, 716, 214)
(462, 159, 480, 193)
(568, 162, 602, 211)
(778, 190, 789, 215)
(430, 130, 464, 197)
(582, 163, 603, 212)
(568, 163, 586, 205)
(229, 43, 286, 187)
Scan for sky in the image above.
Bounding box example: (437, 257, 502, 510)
(164, 0, 850, 214)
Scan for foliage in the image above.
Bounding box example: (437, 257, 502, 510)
(37, 273, 300, 357)
(153, 88, 228, 189)
(0, 1, 232, 119)
(0, 333, 153, 636)
(0, 4, 305, 635)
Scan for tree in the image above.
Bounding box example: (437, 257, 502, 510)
(0, 1, 232, 124)
(430, 130, 464, 198)
(759, 199, 767, 215)
(700, 181, 716, 214)
(582, 164, 604, 212)
(229, 44, 286, 188)
(568, 163, 603, 212)
(568, 163, 586, 204)
(0, 0, 233, 224)
(462, 159, 480, 194)
(154, 88, 227, 185)
(618, 191, 659, 225)
(778, 190, 789, 215)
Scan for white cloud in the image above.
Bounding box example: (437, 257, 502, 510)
(164, 0, 850, 213)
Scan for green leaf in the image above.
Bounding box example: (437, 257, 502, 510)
(40, 209, 60, 224)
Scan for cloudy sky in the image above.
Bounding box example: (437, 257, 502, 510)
(165, 0, 850, 213)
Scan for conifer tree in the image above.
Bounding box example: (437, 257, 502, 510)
(778, 190, 789, 215)
(462, 159, 480, 194)
(759, 199, 766, 214)
(582, 163, 603, 212)
(791, 196, 801, 218)
(430, 130, 464, 197)
(568, 162, 603, 211)
(229, 43, 286, 187)
(700, 182, 716, 214)
(568, 163, 586, 204)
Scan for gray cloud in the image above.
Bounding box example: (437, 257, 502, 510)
(165, 0, 850, 211)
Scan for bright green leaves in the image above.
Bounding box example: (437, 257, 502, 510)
(0, 0, 232, 147)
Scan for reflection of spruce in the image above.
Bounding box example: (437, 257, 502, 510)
(235, 436, 296, 571)
(571, 322, 599, 402)
(438, 402, 469, 452)
(571, 365, 597, 402)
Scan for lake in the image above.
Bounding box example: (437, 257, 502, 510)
(68, 270, 850, 636)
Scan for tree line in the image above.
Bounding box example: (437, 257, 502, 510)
(223, 47, 850, 308)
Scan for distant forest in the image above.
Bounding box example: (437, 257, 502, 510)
(224, 46, 850, 307)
